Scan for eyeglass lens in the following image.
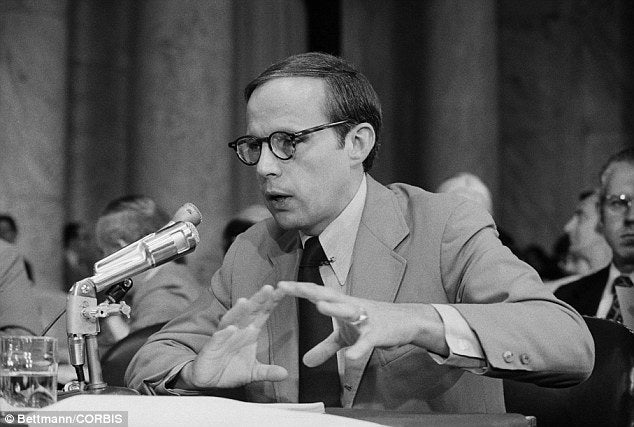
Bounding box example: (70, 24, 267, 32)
(270, 132, 294, 159)
(237, 139, 261, 165)
(236, 132, 295, 164)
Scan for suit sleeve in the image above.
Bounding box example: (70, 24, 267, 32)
(128, 267, 202, 331)
(125, 242, 239, 394)
(440, 200, 594, 386)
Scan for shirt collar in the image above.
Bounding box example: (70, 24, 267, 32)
(300, 174, 367, 284)
(608, 264, 634, 289)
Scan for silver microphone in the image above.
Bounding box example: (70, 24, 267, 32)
(64, 203, 202, 388)
(90, 206, 201, 293)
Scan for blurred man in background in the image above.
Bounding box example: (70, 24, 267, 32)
(562, 190, 612, 276)
(0, 214, 34, 280)
(222, 204, 272, 254)
(556, 148, 634, 325)
(95, 195, 202, 346)
(63, 221, 99, 288)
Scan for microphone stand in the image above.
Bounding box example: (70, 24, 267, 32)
(59, 278, 139, 399)
(55, 215, 201, 399)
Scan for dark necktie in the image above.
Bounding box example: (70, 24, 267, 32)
(297, 237, 341, 407)
(606, 275, 633, 323)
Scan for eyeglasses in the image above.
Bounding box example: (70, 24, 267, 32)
(228, 120, 350, 166)
(603, 194, 634, 215)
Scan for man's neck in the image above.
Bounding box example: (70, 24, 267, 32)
(614, 258, 634, 275)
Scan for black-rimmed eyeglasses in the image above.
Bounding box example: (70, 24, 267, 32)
(228, 120, 350, 166)
(603, 194, 634, 215)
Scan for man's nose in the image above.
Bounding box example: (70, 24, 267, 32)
(256, 143, 281, 177)
(624, 204, 634, 222)
(564, 218, 575, 234)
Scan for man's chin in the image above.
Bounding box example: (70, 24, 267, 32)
(271, 212, 299, 230)
(614, 245, 634, 263)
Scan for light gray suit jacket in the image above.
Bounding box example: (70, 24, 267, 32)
(126, 176, 594, 413)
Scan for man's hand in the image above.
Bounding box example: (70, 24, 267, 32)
(277, 281, 449, 368)
(180, 285, 288, 389)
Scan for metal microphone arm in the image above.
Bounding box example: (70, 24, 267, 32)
(63, 216, 200, 395)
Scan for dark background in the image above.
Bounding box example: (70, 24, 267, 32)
(0, 0, 631, 290)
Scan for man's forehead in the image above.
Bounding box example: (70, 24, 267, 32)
(606, 162, 634, 191)
(248, 78, 325, 111)
(246, 77, 328, 131)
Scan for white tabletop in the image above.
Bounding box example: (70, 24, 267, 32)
(36, 394, 381, 427)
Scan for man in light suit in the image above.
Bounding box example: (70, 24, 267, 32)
(556, 148, 634, 323)
(127, 52, 594, 412)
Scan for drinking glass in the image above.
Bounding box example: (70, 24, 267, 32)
(0, 336, 58, 414)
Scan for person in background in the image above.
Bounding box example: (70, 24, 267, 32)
(95, 195, 203, 345)
(0, 238, 41, 336)
(0, 214, 34, 281)
(0, 238, 77, 384)
(63, 221, 99, 288)
(436, 172, 519, 256)
(562, 190, 612, 276)
(556, 148, 634, 324)
(545, 190, 613, 292)
(222, 204, 272, 254)
(127, 52, 593, 412)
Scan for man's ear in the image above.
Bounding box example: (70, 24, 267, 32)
(346, 123, 375, 167)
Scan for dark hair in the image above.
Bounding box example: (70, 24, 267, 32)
(222, 219, 255, 254)
(63, 222, 82, 248)
(0, 214, 17, 232)
(598, 148, 634, 201)
(244, 52, 382, 171)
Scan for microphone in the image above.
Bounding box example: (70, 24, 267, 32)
(63, 203, 202, 392)
(90, 203, 201, 293)
(161, 202, 202, 228)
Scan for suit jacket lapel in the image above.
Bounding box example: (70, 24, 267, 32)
(585, 266, 610, 314)
(266, 228, 301, 402)
(342, 176, 409, 407)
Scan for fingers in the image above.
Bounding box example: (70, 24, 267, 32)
(344, 338, 375, 361)
(278, 281, 341, 302)
(302, 331, 343, 367)
(278, 282, 366, 326)
(201, 324, 254, 355)
(219, 285, 283, 329)
(252, 363, 288, 382)
(315, 301, 365, 324)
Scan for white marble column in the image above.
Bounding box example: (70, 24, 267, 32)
(0, 0, 69, 289)
(130, 0, 307, 284)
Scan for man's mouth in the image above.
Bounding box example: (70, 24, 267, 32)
(620, 232, 634, 244)
(265, 191, 291, 207)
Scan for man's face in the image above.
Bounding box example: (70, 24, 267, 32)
(247, 77, 359, 236)
(564, 194, 602, 255)
(600, 162, 634, 271)
(95, 213, 127, 258)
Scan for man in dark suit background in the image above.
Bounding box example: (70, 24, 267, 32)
(556, 148, 634, 323)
